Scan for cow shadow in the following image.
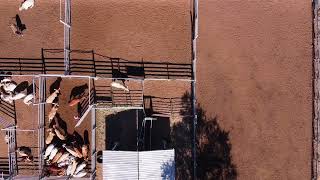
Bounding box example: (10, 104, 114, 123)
(84, 130, 89, 145)
(49, 77, 62, 94)
(69, 84, 88, 100)
(72, 130, 84, 146)
(14, 81, 28, 93)
(53, 113, 68, 134)
(15, 14, 26, 32)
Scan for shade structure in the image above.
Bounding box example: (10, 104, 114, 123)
(103, 149, 175, 180)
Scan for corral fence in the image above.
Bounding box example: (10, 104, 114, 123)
(143, 96, 192, 118)
(0, 58, 43, 75)
(0, 49, 193, 80)
(0, 101, 17, 179)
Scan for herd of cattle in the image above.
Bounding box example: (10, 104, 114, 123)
(14, 80, 90, 178)
(2, 76, 131, 178)
(42, 82, 89, 177)
(0, 76, 34, 105)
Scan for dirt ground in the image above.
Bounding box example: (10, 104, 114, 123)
(198, 1, 313, 179)
(0, 0, 314, 180)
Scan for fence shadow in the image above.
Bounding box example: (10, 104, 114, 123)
(0, 100, 16, 122)
(0, 157, 9, 176)
(93, 83, 143, 108)
(143, 96, 191, 117)
(78, 87, 95, 117)
(0, 49, 192, 80)
(171, 92, 237, 180)
(94, 53, 192, 80)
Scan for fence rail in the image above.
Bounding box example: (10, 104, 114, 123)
(0, 49, 192, 80)
(143, 96, 191, 117)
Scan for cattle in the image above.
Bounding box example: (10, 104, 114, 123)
(53, 125, 66, 141)
(46, 88, 60, 103)
(57, 152, 69, 164)
(74, 162, 87, 175)
(70, 158, 78, 175)
(48, 103, 59, 123)
(48, 147, 59, 161)
(44, 144, 55, 159)
(23, 94, 34, 105)
(19, 0, 35, 11)
(45, 128, 56, 145)
(17, 146, 33, 162)
(111, 81, 129, 92)
(11, 92, 26, 100)
(51, 151, 64, 164)
(73, 170, 87, 178)
(68, 96, 86, 107)
(63, 144, 82, 158)
(82, 144, 89, 161)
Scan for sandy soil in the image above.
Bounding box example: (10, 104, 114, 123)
(71, 0, 191, 63)
(0, 1, 63, 58)
(198, 1, 313, 179)
(0, 0, 314, 180)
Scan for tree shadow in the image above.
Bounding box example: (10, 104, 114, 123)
(171, 92, 237, 180)
(161, 158, 175, 180)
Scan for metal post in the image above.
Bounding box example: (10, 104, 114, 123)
(191, 0, 198, 179)
(41, 48, 46, 74)
(18, 58, 22, 75)
(8, 127, 17, 178)
(92, 50, 97, 77)
(63, 0, 71, 75)
(38, 76, 46, 177)
(91, 108, 96, 180)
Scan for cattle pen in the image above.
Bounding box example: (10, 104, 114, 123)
(0, 0, 198, 179)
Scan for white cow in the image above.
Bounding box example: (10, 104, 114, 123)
(23, 94, 34, 105)
(46, 88, 60, 103)
(44, 144, 55, 159)
(48, 103, 59, 123)
(73, 170, 87, 178)
(74, 162, 87, 175)
(12, 92, 26, 100)
(3, 81, 17, 92)
(111, 81, 129, 92)
(19, 0, 35, 11)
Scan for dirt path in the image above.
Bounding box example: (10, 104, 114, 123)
(198, 1, 313, 179)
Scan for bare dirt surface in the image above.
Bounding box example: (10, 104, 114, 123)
(71, 0, 191, 63)
(0, 0, 314, 180)
(198, 1, 313, 179)
(0, 1, 63, 58)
